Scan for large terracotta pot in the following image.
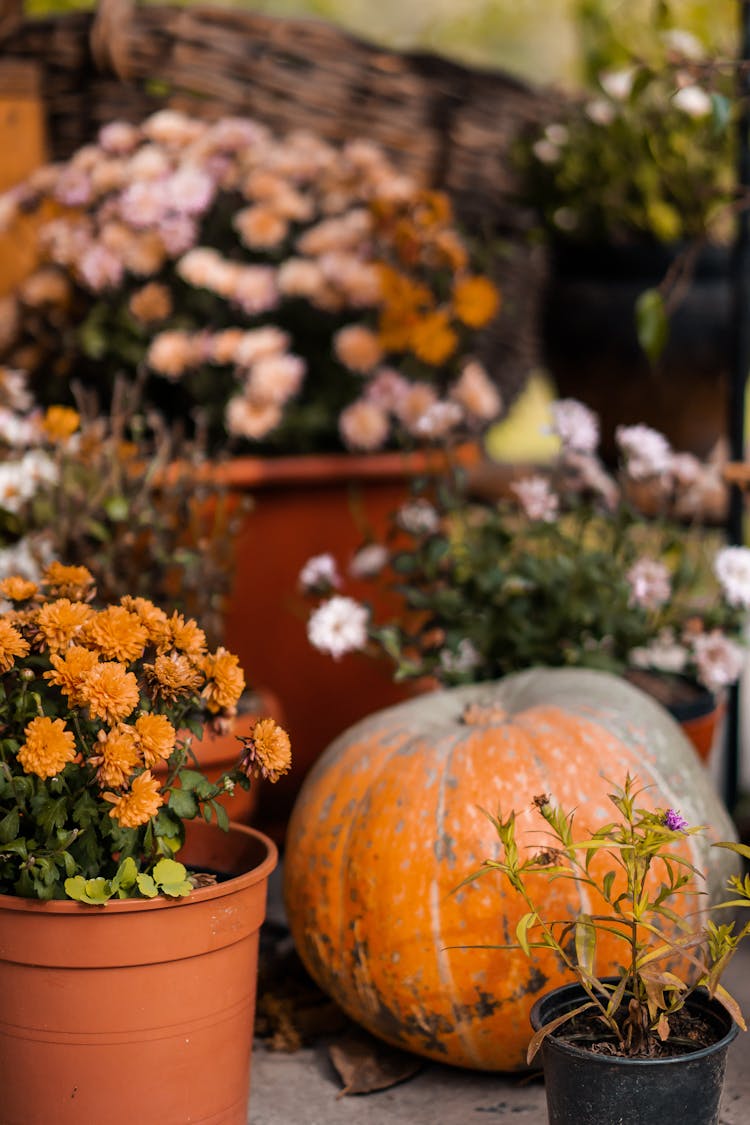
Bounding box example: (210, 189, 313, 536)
(217, 447, 477, 838)
(0, 819, 277, 1125)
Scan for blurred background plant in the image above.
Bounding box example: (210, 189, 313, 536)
(0, 367, 245, 646)
(302, 399, 747, 702)
(0, 110, 503, 457)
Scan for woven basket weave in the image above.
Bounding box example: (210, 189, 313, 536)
(0, 0, 555, 401)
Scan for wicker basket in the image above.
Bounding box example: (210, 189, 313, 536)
(0, 0, 554, 401)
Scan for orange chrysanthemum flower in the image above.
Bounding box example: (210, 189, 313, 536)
(43, 562, 95, 600)
(409, 309, 458, 366)
(43, 644, 99, 705)
(0, 576, 38, 602)
(135, 712, 176, 768)
(17, 715, 77, 780)
(201, 647, 246, 714)
(432, 228, 468, 272)
(104, 770, 164, 828)
(0, 618, 30, 672)
(240, 718, 291, 783)
(145, 652, 204, 702)
(452, 276, 501, 329)
(82, 605, 148, 664)
(120, 596, 171, 649)
(167, 612, 207, 657)
(376, 264, 432, 312)
(35, 599, 95, 653)
(90, 725, 140, 788)
(42, 405, 80, 443)
(77, 661, 140, 724)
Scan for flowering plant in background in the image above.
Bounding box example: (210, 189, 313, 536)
(460, 774, 750, 1061)
(302, 398, 748, 700)
(0, 564, 290, 902)
(0, 370, 245, 647)
(0, 110, 503, 455)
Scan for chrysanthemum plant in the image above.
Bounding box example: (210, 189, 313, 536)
(0, 563, 290, 902)
(457, 774, 750, 1062)
(302, 400, 747, 699)
(0, 111, 503, 455)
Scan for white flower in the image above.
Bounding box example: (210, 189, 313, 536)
(691, 631, 746, 692)
(600, 68, 635, 101)
(662, 29, 704, 60)
(397, 499, 440, 536)
(672, 85, 712, 119)
(616, 424, 672, 479)
(626, 558, 672, 610)
(298, 553, 340, 593)
(585, 99, 616, 127)
(545, 124, 569, 146)
(412, 401, 463, 440)
(629, 631, 688, 675)
(307, 596, 369, 659)
(511, 476, 559, 523)
(550, 399, 600, 453)
(714, 546, 750, 608)
(439, 638, 481, 676)
(0, 535, 46, 582)
(349, 544, 388, 579)
(532, 139, 560, 165)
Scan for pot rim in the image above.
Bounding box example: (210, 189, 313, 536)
(0, 821, 277, 915)
(529, 979, 739, 1067)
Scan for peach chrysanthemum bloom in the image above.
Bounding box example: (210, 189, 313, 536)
(333, 325, 383, 374)
(128, 282, 172, 324)
(82, 605, 149, 664)
(233, 327, 289, 369)
(432, 228, 469, 271)
(240, 718, 291, 783)
(452, 276, 501, 328)
(0, 576, 38, 602)
(43, 645, 100, 705)
(146, 651, 204, 702)
(277, 257, 326, 300)
(201, 647, 246, 714)
(78, 661, 140, 724)
(17, 716, 77, 780)
(104, 770, 164, 828)
(208, 328, 246, 365)
(90, 726, 140, 788)
(135, 713, 176, 768)
(146, 331, 199, 381)
(36, 599, 95, 653)
(450, 360, 503, 422)
(225, 395, 282, 440)
(234, 204, 289, 249)
(0, 619, 30, 672)
(120, 596, 172, 649)
(19, 267, 72, 308)
(122, 230, 167, 277)
(167, 612, 207, 657)
(44, 562, 95, 600)
(42, 406, 80, 443)
(394, 382, 438, 431)
(246, 354, 306, 406)
(338, 399, 390, 452)
(410, 310, 458, 366)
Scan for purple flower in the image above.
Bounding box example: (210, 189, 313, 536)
(663, 808, 688, 832)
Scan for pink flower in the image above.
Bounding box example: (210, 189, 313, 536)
(691, 631, 746, 692)
(234, 205, 289, 249)
(166, 166, 216, 215)
(77, 244, 124, 292)
(225, 395, 282, 440)
(511, 476, 559, 522)
(299, 554, 340, 593)
(119, 180, 169, 228)
(147, 331, 199, 380)
(158, 213, 198, 257)
(616, 424, 672, 479)
(338, 399, 390, 452)
(142, 110, 205, 148)
(551, 399, 600, 453)
(349, 543, 388, 579)
(365, 368, 410, 412)
(98, 121, 141, 155)
(412, 401, 463, 440)
(53, 168, 92, 208)
(231, 266, 279, 315)
(246, 354, 306, 406)
(626, 558, 672, 610)
(277, 258, 326, 300)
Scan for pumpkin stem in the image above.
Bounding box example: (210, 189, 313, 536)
(461, 702, 508, 725)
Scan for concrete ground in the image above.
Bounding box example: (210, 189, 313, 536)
(248, 866, 750, 1125)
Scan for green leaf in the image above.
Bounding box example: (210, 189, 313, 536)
(168, 788, 199, 819)
(103, 495, 130, 522)
(0, 809, 19, 844)
(213, 801, 230, 832)
(575, 914, 597, 976)
(136, 873, 158, 898)
(64, 876, 112, 905)
(515, 912, 537, 956)
(153, 858, 188, 885)
(635, 287, 669, 364)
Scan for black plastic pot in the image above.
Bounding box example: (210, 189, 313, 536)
(529, 980, 738, 1125)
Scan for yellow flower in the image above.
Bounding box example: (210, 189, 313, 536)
(135, 712, 176, 768)
(0, 618, 30, 672)
(410, 309, 458, 366)
(240, 718, 291, 782)
(452, 276, 501, 328)
(0, 576, 38, 602)
(90, 726, 140, 788)
(42, 405, 80, 443)
(104, 770, 164, 828)
(120, 596, 171, 649)
(17, 716, 77, 780)
(43, 644, 99, 705)
(82, 605, 148, 664)
(145, 652, 204, 702)
(77, 661, 140, 724)
(201, 647, 246, 714)
(43, 563, 95, 601)
(35, 599, 95, 653)
(167, 612, 207, 657)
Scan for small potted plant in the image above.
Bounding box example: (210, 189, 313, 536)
(303, 398, 746, 760)
(0, 560, 291, 1123)
(461, 774, 750, 1124)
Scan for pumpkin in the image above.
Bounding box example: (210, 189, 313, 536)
(283, 668, 739, 1071)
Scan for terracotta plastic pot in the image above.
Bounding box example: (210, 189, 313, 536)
(216, 447, 478, 838)
(0, 819, 277, 1125)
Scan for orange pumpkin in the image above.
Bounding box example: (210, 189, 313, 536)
(283, 668, 738, 1071)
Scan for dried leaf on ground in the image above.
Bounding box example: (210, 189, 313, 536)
(329, 1033, 422, 1096)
